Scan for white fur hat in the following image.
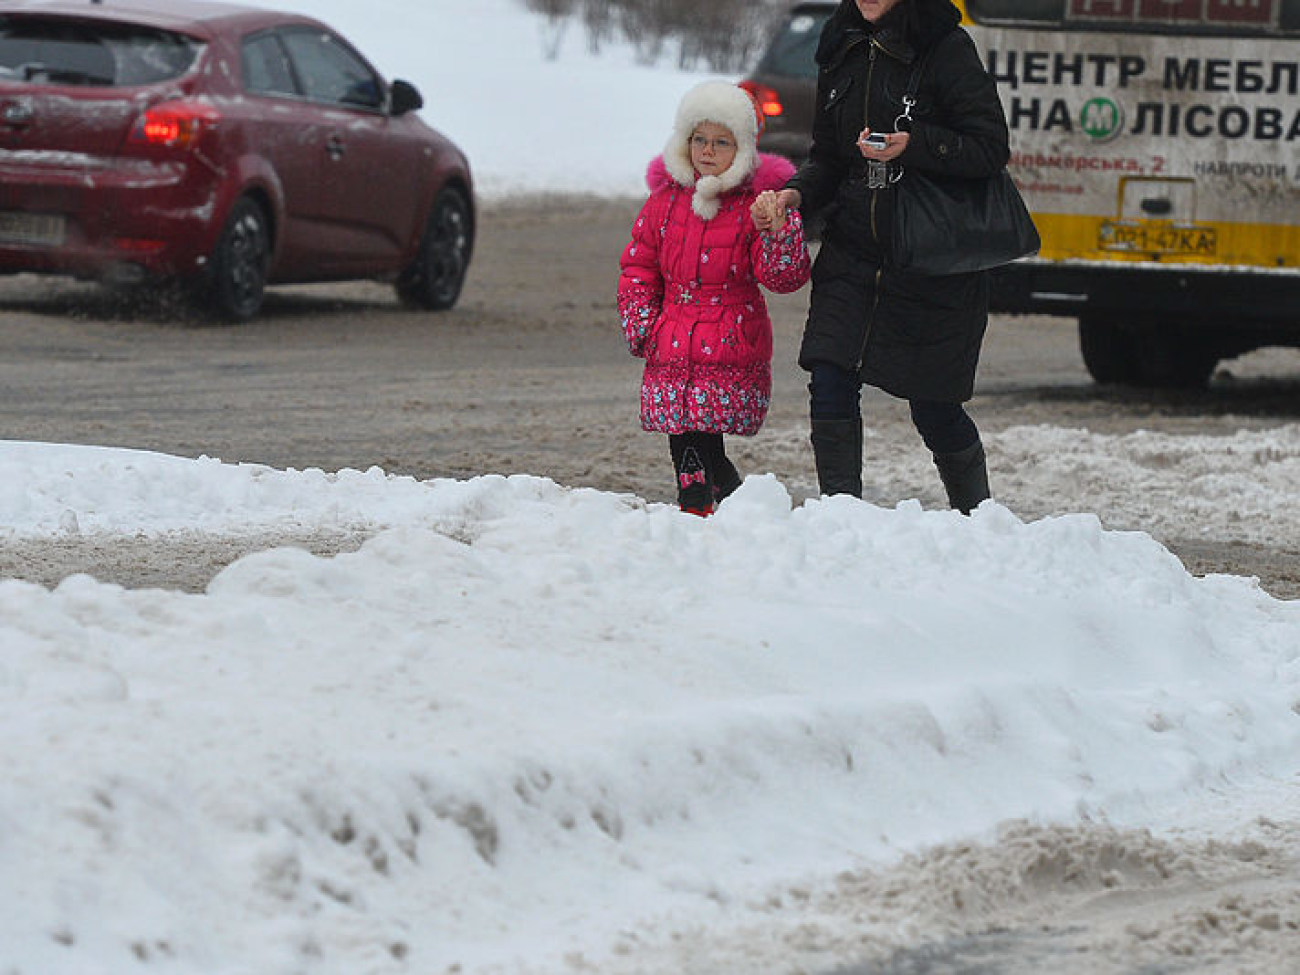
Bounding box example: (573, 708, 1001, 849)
(663, 81, 762, 220)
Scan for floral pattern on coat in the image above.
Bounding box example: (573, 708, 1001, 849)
(617, 153, 810, 436)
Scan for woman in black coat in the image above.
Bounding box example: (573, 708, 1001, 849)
(760, 0, 1010, 511)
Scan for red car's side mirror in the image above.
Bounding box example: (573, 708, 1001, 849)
(390, 79, 423, 116)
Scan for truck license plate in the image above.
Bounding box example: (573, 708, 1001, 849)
(1098, 221, 1217, 257)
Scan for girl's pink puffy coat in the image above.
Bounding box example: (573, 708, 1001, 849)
(617, 153, 810, 436)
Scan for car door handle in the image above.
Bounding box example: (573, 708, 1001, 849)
(1, 98, 35, 128)
(325, 135, 346, 160)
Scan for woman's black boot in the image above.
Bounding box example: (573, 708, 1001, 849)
(810, 419, 863, 498)
(932, 440, 990, 514)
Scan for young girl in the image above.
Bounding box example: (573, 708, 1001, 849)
(617, 81, 811, 516)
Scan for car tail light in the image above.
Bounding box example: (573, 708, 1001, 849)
(738, 80, 783, 119)
(111, 237, 167, 253)
(128, 101, 219, 150)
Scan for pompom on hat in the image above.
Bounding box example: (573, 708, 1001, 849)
(663, 81, 764, 219)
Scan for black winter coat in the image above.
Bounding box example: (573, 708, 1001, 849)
(787, 0, 1010, 402)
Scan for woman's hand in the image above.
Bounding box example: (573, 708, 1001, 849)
(857, 128, 909, 162)
(751, 188, 802, 234)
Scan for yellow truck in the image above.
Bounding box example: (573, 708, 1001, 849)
(745, 0, 1300, 386)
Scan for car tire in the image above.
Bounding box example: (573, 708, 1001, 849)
(204, 196, 270, 323)
(396, 188, 472, 311)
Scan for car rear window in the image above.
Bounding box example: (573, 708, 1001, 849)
(0, 16, 200, 87)
(756, 7, 833, 79)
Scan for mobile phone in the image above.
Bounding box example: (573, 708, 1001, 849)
(863, 132, 889, 150)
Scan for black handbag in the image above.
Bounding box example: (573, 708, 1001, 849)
(888, 40, 1040, 277)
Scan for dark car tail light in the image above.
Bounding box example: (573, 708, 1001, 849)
(739, 80, 783, 119)
(128, 101, 219, 150)
(111, 237, 167, 253)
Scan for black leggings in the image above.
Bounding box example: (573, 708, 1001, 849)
(668, 432, 739, 488)
(808, 361, 979, 455)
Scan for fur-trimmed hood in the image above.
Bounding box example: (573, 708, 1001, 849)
(660, 81, 769, 220)
(645, 152, 797, 216)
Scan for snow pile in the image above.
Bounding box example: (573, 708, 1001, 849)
(1, 443, 1298, 973)
(2, 0, 1299, 971)
(990, 424, 1300, 547)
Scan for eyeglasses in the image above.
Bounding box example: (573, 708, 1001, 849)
(690, 135, 736, 152)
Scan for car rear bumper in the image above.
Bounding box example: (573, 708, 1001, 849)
(0, 153, 219, 281)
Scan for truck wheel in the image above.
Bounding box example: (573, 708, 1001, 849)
(1080, 317, 1217, 389)
(1079, 316, 1140, 385)
(1130, 330, 1218, 389)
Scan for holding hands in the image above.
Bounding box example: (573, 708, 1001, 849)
(751, 189, 802, 234)
(750, 191, 785, 233)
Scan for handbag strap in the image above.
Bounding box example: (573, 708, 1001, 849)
(896, 31, 950, 132)
(897, 58, 925, 131)
(887, 49, 930, 183)
(892, 30, 966, 184)
(899, 28, 977, 131)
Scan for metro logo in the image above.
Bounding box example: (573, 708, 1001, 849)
(1081, 97, 1125, 139)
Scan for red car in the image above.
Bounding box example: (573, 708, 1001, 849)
(740, 2, 835, 168)
(0, 0, 473, 321)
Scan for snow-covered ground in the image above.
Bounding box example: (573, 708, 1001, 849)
(3, 439, 1299, 974)
(2, 2, 1299, 973)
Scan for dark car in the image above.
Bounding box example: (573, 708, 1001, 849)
(740, 1, 835, 167)
(0, 0, 473, 321)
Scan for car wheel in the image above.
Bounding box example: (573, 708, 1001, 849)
(205, 197, 270, 323)
(397, 188, 472, 311)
